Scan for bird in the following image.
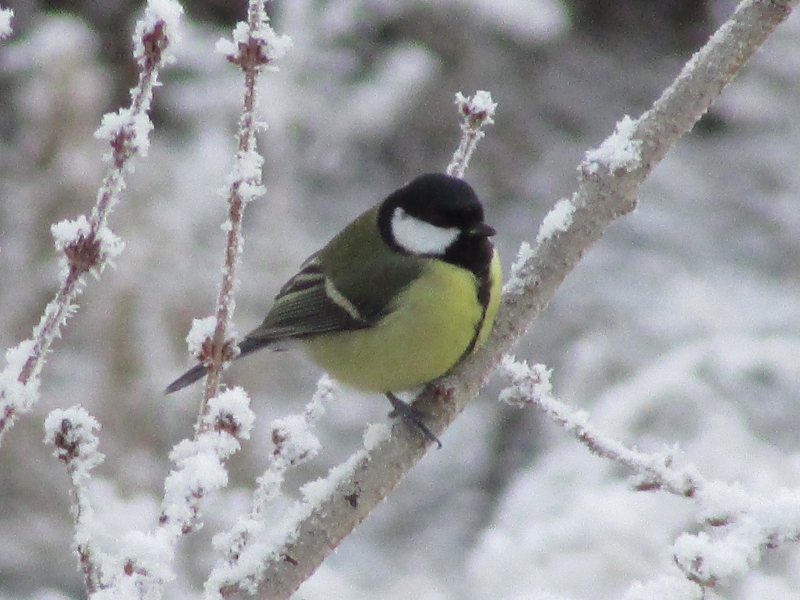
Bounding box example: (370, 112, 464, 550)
(166, 173, 502, 446)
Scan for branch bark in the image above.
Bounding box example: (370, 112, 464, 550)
(251, 0, 798, 597)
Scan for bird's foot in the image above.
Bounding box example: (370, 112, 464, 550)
(386, 393, 442, 449)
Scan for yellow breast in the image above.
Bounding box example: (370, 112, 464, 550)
(303, 251, 501, 393)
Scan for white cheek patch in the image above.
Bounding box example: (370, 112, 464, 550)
(391, 207, 460, 256)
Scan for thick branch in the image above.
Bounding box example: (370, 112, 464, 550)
(252, 0, 798, 597)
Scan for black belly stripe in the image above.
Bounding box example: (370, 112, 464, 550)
(456, 253, 494, 363)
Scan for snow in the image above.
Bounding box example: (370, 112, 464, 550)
(536, 198, 575, 245)
(162, 389, 254, 531)
(133, 0, 183, 64)
(621, 575, 701, 600)
(5, 3, 800, 600)
(207, 387, 255, 439)
(498, 355, 553, 408)
(228, 148, 266, 204)
(250, 20, 293, 64)
(455, 90, 498, 125)
(363, 422, 390, 451)
(94, 108, 154, 160)
(270, 413, 322, 465)
(51, 216, 125, 279)
(0, 339, 38, 413)
(300, 449, 366, 506)
(461, 0, 568, 43)
(215, 16, 292, 66)
(308, 375, 338, 421)
(50, 215, 92, 249)
(503, 241, 536, 295)
(43, 406, 104, 474)
(0, 6, 12, 39)
(584, 114, 643, 174)
(185, 316, 219, 358)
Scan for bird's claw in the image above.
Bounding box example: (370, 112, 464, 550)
(386, 393, 442, 449)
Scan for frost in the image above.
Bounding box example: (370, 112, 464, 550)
(117, 529, 176, 584)
(300, 450, 365, 506)
(455, 89, 497, 127)
(227, 149, 266, 203)
(270, 413, 322, 465)
(308, 374, 337, 421)
(584, 114, 642, 174)
(230, 149, 264, 183)
(205, 378, 338, 599)
(0, 339, 38, 413)
(0, 6, 13, 39)
(673, 485, 800, 585)
(43, 406, 105, 476)
(185, 316, 219, 358)
(51, 215, 92, 250)
(459, 0, 568, 43)
(207, 387, 255, 440)
(162, 390, 253, 530)
(214, 37, 237, 59)
(250, 21, 292, 63)
(94, 108, 154, 159)
(622, 575, 701, 600)
(673, 529, 757, 582)
(96, 227, 125, 267)
(449, 90, 498, 177)
(51, 216, 125, 279)
(498, 355, 553, 408)
(503, 241, 536, 295)
(133, 0, 184, 64)
(215, 17, 292, 66)
(363, 422, 390, 451)
(536, 198, 575, 245)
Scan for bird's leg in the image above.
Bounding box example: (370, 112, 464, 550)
(386, 392, 442, 449)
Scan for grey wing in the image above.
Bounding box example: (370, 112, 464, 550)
(239, 259, 376, 356)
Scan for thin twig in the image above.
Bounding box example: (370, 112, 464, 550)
(499, 356, 703, 497)
(198, 0, 290, 419)
(205, 376, 337, 599)
(0, 0, 181, 445)
(44, 407, 106, 593)
(447, 91, 497, 179)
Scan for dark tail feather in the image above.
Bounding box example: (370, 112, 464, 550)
(165, 362, 209, 394)
(165, 336, 272, 394)
(237, 335, 271, 358)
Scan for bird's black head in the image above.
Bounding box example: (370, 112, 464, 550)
(377, 173, 495, 274)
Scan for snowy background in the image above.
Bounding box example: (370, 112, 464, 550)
(2, 0, 800, 598)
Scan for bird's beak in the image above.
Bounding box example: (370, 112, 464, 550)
(470, 222, 496, 237)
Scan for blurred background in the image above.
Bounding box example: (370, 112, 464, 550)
(2, 0, 800, 598)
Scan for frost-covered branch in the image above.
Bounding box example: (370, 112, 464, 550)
(44, 407, 106, 593)
(672, 485, 800, 589)
(498, 356, 800, 597)
(44, 391, 254, 599)
(159, 389, 255, 536)
(190, 0, 290, 411)
(498, 356, 702, 497)
(0, 0, 182, 446)
(204, 376, 336, 598)
(447, 90, 497, 179)
(248, 1, 799, 597)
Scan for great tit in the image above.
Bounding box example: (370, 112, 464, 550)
(166, 173, 502, 445)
